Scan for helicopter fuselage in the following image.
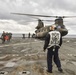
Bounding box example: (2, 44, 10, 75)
(35, 24, 68, 38)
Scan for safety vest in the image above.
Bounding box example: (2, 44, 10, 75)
(48, 30, 61, 48)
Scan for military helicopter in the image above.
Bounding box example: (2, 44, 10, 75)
(11, 13, 76, 39)
(33, 17, 68, 38)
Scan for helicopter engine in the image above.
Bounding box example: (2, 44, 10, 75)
(52, 17, 68, 36)
(35, 19, 44, 29)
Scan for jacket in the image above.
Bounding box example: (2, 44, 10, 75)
(43, 31, 62, 50)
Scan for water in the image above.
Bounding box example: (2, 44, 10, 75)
(0, 33, 76, 38)
(12, 33, 29, 38)
(64, 35, 76, 38)
(9, 35, 76, 38)
(0, 33, 32, 38)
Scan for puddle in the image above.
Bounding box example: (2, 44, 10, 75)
(68, 54, 72, 56)
(21, 49, 26, 52)
(66, 40, 70, 43)
(12, 54, 19, 56)
(65, 69, 76, 75)
(72, 61, 76, 65)
(19, 71, 30, 75)
(0, 55, 8, 59)
(5, 62, 16, 67)
(11, 57, 21, 62)
(0, 71, 8, 75)
(61, 60, 66, 65)
(74, 42, 76, 43)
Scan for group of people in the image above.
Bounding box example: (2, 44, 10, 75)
(43, 25, 65, 74)
(1, 31, 12, 43)
(22, 33, 31, 39)
(0, 24, 66, 73)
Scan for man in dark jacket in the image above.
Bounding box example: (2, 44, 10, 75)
(1, 31, 6, 43)
(43, 26, 63, 73)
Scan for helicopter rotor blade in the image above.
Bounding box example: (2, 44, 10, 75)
(62, 16, 76, 18)
(11, 13, 76, 18)
(11, 13, 56, 17)
(41, 20, 54, 22)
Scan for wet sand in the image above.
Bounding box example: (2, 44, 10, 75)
(0, 37, 76, 75)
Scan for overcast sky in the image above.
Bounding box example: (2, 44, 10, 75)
(0, 0, 76, 35)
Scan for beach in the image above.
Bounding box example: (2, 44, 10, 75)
(0, 37, 76, 75)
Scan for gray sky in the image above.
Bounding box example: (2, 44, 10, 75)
(0, 0, 76, 34)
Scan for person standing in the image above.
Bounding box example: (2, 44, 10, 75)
(28, 32, 31, 38)
(22, 34, 25, 39)
(43, 26, 63, 73)
(1, 31, 6, 43)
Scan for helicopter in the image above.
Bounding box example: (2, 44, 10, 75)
(33, 17, 68, 39)
(11, 13, 76, 39)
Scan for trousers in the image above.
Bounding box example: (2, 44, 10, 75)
(47, 46, 61, 72)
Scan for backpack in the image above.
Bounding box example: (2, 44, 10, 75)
(48, 30, 61, 48)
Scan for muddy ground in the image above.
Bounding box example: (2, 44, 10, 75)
(0, 37, 76, 75)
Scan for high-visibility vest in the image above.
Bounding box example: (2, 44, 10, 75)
(48, 30, 61, 48)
